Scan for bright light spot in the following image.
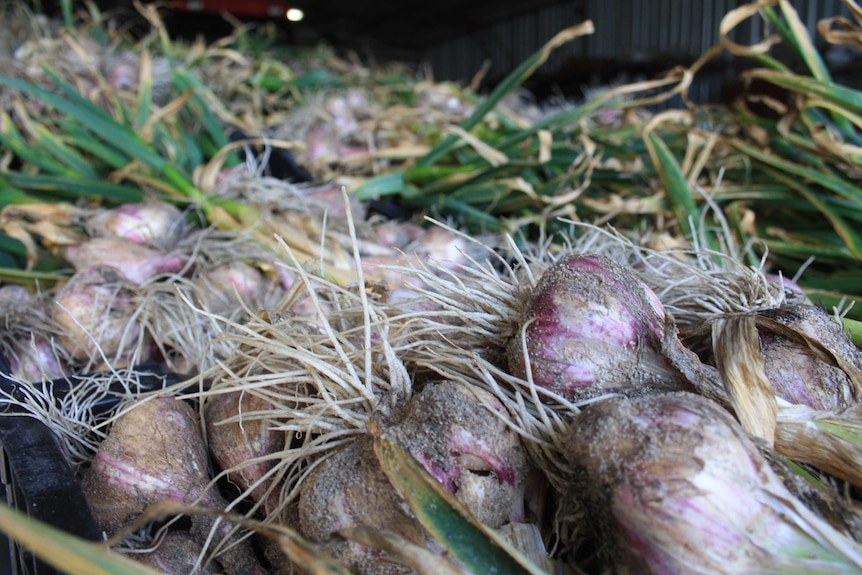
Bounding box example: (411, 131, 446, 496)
(286, 8, 304, 21)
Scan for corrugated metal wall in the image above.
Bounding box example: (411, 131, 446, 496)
(425, 0, 855, 103)
(585, 0, 850, 57)
(423, 2, 585, 86)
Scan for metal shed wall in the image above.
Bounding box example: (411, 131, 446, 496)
(424, 0, 855, 103)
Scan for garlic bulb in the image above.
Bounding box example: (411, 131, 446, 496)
(52, 266, 142, 364)
(298, 381, 530, 573)
(87, 201, 186, 249)
(64, 237, 187, 285)
(507, 254, 688, 401)
(82, 397, 265, 575)
(388, 380, 528, 528)
(194, 262, 268, 316)
(205, 390, 285, 515)
(758, 305, 861, 410)
(564, 392, 862, 574)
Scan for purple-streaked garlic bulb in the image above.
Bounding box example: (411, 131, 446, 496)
(52, 266, 142, 364)
(87, 201, 186, 248)
(205, 391, 285, 516)
(82, 397, 222, 533)
(82, 396, 264, 575)
(757, 305, 862, 410)
(565, 392, 862, 574)
(507, 253, 689, 401)
(387, 380, 528, 528)
(64, 237, 187, 285)
(194, 262, 268, 316)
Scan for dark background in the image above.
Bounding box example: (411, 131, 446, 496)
(21, 0, 862, 105)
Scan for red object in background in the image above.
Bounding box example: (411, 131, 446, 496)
(169, 0, 291, 18)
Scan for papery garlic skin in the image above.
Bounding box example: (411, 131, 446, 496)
(9, 337, 69, 381)
(205, 390, 285, 515)
(298, 381, 530, 574)
(136, 531, 223, 575)
(82, 397, 217, 533)
(298, 436, 422, 575)
(194, 261, 267, 316)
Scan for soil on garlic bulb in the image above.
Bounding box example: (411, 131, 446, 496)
(297, 435, 425, 575)
(383, 380, 529, 528)
(296, 379, 531, 574)
(563, 392, 862, 574)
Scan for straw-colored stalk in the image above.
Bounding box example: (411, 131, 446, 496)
(776, 401, 862, 490)
(710, 313, 779, 447)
